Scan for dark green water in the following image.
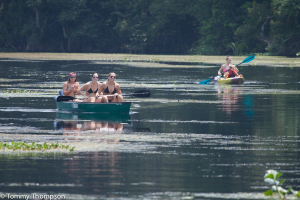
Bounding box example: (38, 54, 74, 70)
(0, 59, 299, 199)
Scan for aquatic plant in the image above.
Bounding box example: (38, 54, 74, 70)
(0, 142, 75, 152)
(230, 42, 247, 56)
(264, 169, 300, 199)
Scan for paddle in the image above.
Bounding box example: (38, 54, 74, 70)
(235, 55, 255, 67)
(56, 96, 77, 102)
(56, 89, 151, 102)
(199, 55, 255, 85)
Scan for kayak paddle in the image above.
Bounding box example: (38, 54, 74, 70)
(235, 55, 255, 67)
(199, 79, 211, 85)
(199, 55, 255, 85)
(56, 89, 151, 102)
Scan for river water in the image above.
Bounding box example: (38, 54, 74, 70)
(0, 59, 299, 199)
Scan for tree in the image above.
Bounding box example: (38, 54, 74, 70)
(235, 0, 272, 54)
(268, 0, 300, 55)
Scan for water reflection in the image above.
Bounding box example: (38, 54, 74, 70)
(1, 60, 300, 199)
(54, 113, 130, 135)
(215, 85, 255, 120)
(215, 85, 242, 114)
(61, 151, 123, 194)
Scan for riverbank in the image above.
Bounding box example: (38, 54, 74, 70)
(0, 52, 300, 67)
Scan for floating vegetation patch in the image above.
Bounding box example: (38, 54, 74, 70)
(0, 126, 61, 134)
(128, 98, 223, 104)
(0, 91, 58, 98)
(0, 108, 57, 113)
(0, 82, 62, 89)
(131, 119, 237, 124)
(0, 182, 82, 187)
(93, 61, 216, 68)
(0, 53, 299, 66)
(120, 83, 200, 89)
(182, 89, 300, 96)
(0, 117, 55, 121)
(0, 142, 74, 152)
(0, 78, 30, 82)
(1, 89, 50, 94)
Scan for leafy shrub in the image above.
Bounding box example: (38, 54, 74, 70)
(264, 169, 300, 199)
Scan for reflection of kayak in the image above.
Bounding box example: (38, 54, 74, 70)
(56, 101, 131, 113)
(56, 112, 130, 123)
(214, 76, 245, 84)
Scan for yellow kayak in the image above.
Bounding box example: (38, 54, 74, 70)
(214, 76, 245, 84)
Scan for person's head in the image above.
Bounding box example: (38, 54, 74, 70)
(107, 72, 116, 82)
(226, 56, 232, 63)
(68, 72, 78, 82)
(91, 73, 99, 81)
(229, 66, 234, 71)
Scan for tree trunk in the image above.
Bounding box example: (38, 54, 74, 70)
(62, 24, 71, 52)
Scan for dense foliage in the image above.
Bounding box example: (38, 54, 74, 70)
(0, 0, 299, 56)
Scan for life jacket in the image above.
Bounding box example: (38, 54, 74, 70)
(228, 70, 237, 78)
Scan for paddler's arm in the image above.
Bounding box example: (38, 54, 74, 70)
(233, 65, 239, 73)
(218, 65, 224, 76)
(75, 82, 81, 95)
(63, 82, 74, 96)
(78, 84, 88, 98)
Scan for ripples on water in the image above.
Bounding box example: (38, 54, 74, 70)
(0, 59, 299, 199)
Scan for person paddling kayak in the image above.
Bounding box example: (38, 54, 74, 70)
(224, 66, 243, 78)
(217, 56, 239, 78)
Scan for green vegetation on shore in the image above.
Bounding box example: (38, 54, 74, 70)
(0, 142, 75, 152)
(0, 53, 300, 67)
(0, 1, 299, 56)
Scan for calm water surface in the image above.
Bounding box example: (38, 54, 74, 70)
(0, 59, 300, 199)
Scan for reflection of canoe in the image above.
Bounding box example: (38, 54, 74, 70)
(56, 101, 131, 113)
(56, 112, 130, 123)
(214, 76, 245, 84)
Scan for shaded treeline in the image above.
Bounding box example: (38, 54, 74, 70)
(0, 0, 299, 56)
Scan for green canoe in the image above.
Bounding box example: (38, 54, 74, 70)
(56, 101, 132, 113)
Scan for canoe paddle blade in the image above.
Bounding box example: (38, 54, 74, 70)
(199, 79, 210, 85)
(56, 96, 77, 102)
(131, 90, 151, 97)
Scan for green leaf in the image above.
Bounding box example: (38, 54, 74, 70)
(264, 174, 274, 179)
(275, 172, 283, 180)
(279, 179, 285, 184)
(264, 190, 273, 196)
(265, 169, 279, 179)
